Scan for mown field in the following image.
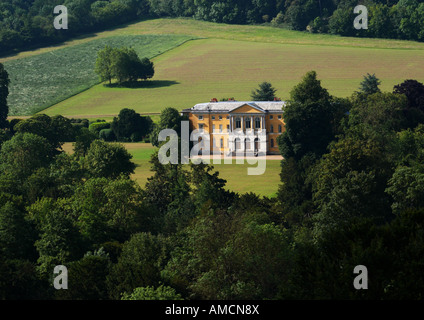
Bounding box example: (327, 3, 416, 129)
(44, 37, 424, 118)
(3, 18, 424, 117)
(2, 34, 195, 115)
(62, 142, 281, 197)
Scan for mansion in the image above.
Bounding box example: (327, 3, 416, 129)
(181, 100, 286, 155)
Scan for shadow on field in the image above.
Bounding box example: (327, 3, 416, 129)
(105, 80, 179, 89)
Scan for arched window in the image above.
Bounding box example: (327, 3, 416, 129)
(270, 125, 274, 133)
(235, 117, 241, 129)
(278, 125, 282, 133)
(235, 138, 241, 150)
(254, 138, 260, 151)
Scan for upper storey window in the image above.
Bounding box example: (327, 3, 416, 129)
(235, 117, 241, 129)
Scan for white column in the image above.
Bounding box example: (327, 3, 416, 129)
(250, 116, 254, 132)
(230, 116, 233, 133)
(241, 116, 244, 132)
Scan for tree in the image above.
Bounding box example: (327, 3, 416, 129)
(0, 132, 55, 183)
(150, 107, 184, 147)
(95, 46, 115, 84)
(358, 73, 381, 96)
(290, 70, 330, 105)
(111, 108, 153, 142)
(84, 140, 136, 179)
(122, 285, 183, 300)
(106, 232, 171, 299)
(0, 201, 36, 261)
(95, 46, 155, 84)
(55, 252, 111, 300)
(250, 81, 277, 101)
(393, 79, 424, 128)
(14, 114, 74, 150)
(0, 63, 9, 129)
(73, 127, 98, 157)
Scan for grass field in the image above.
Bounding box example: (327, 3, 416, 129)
(62, 142, 281, 197)
(43, 37, 424, 118)
(2, 34, 195, 115)
(3, 18, 424, 117)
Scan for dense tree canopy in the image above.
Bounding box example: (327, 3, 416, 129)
(1, 73, 424, 300)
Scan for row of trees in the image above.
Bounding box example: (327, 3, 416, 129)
(2, 0, 424, 56)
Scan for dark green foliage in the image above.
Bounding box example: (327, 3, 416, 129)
(14, 114, 75, 149)
(250, 81, 277, 101)
(84, 140, 136, 179)
(0, 63, 9, 128)
(106, 232, 170, 300)
(111, 108, 153, 142)
(122, 285, 183, 300)
(99, 128, 116, 142)
(74, 127, 97, 157)
(358, 73, 381, 96)
(1, 0, 424, 60)
(393, 79, 424, 129)
(95, 46, 155, 84)
(55, 253, 111, 300)
(0, 132, 56, 183)
(150, 107, 184, 147)
(2, 69, 424, 300)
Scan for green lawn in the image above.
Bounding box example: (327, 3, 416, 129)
(3, 34, 195, 116)
(63, 142, 281, 197)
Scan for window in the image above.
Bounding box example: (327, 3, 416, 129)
(278, 115, 282, 120)
(212, 124, 215, 132)
(226, 116, 230, 120)
(255, 117, 261, 129)
(212, 116, 215, 120)
(271, 139, 274, 148)
(199, 123, 204, 132)
(270, 115, 274, 120)
(270, 125, 274, 133)
(227, 125, 230, 132)
(235, 138, 241, 150)
(198, 115, 203, 120)
(220, 138, 224, 148)
(235, 117, 241, 129)
(278, 125, 282, 133)
(246, 118, 251, 129)
(219, 124, 223, 132)
(219, 115, 222, 120)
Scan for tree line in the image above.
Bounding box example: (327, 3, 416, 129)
(2, 0, 424, 56)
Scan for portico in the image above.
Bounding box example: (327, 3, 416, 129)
(181, 100, 285, 155)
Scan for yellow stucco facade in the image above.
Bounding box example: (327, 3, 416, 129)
(182, 101, 285, 155)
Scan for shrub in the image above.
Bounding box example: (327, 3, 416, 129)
(99, 129, 116, 142)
